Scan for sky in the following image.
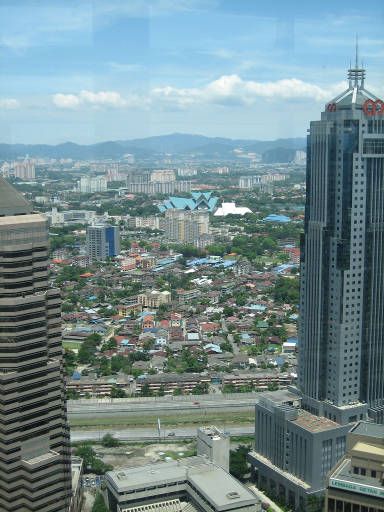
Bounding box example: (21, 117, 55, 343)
(0, 0, 384, 144)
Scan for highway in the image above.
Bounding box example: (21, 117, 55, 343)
(67, 395, 259, 419)
(70, 425, 254, 442)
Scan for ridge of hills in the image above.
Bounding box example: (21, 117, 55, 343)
(0, 133, 306, 162)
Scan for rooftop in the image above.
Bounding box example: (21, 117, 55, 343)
(329, 458, 384, 500)
(107, 456, 257, 511)
(292, 409, 340, 433)
(0, 177, 33, 216)
(350, 421, 384, 439)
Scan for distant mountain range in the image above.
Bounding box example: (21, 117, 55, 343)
(0, 133, 306, 162)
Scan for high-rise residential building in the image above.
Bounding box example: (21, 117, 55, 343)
(77, 175, 107, 193)
(150, 169, 176, 182)
(13, 158, 36, 181)
(164, 209, 210, 246)
(0, 177, 71, 511)
(86, 224, 120, 261)
(249, 60, 384, 508)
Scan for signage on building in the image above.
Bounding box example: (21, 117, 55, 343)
(329, 478, 384, 498)
(363, 98, 384, 116)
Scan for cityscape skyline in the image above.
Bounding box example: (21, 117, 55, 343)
(0, 0, 384, 144)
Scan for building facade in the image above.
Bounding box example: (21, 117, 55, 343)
(86, 224, 120, 261)
(164, 209, 209, 246)
(77, 176, 107, 193)
(325, 422, 384, 512)
(249, 62, 384, 509)
(105, 455, 259, 512)
(196, 426, 230, 472)
(0, 178, 71, 511)
(298, 62, 384, 423)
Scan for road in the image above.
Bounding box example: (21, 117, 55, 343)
(70, 425, 254, 442)
(67, 395, 259, 419)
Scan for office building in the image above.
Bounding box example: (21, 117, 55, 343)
(164, 209, 209, 246)
(249, 60, 384, 508)
(105, 456, 260, 512)
(77, 175, 107, 193)
(196, 426, 230, 472)
(86, 224, 120, 261)
(248, 393, 351, 510)
(298, 61, 384, 423)
(0, 177, 71, 511)
(325, 422, 384, 512)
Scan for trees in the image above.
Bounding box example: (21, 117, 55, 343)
(192, 382, 209, 395)
(110, 386, 127, 398)
(272, 277, 300, 305)
(229, 445, 251, 480)
(77, 334, 102, 364)
(101, 433, 119, 448)
(74, 444, 112, 475)
(92, 492, 108, 512)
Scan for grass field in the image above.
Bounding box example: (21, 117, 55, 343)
(63, 341, 82, 350)
(69, 410, 254, 429)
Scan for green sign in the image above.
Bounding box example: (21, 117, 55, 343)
(329, 478, 384, 499)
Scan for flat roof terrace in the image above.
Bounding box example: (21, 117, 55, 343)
(292, 410, 341, 433)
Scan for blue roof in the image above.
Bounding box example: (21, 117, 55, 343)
(158, 192, 218, 213)
(263, 214, 291, 223)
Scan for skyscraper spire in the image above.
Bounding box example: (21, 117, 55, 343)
(348, 36, 365, 89)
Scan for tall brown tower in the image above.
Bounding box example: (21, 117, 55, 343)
(0, 178, 71, 511)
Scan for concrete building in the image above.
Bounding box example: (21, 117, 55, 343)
(249, 60, 384, 511)
(164, 209, 209, 246)
(299, 61, 384, 423)
(150, 169, 176, 182)
(127, 216, 163, 230)
(86, 224, 120, 261)
(70, 457, 84, 512)
(48, 207, 97, 226)
(137, 290, 171, 309)
(248, 394, 351, 510)
(135, 373, 210, 395)
(196, 426, 230, 472)
(125, 175, 191, 195)
(0, 177, 71, 511)
(13, 158, 35, 180)
(325, 422, 384, 512)
(105, 455, 260, 512)
(77, 175, 107, 193)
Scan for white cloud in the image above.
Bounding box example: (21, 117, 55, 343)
(0, 98, 20, 109)
(52, 90, 128, 109)
(52, 93, 81, 109)
(52, 76, 349, 113)
(151, 75, 346, 108)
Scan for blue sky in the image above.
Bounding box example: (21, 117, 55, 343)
(0, 0, 383, 144)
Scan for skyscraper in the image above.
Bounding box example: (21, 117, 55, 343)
(249, 59, 384, 508)
(0, 178, 71, 511)
(86, 224, 120, 261)
(298, 58, 384, 424)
